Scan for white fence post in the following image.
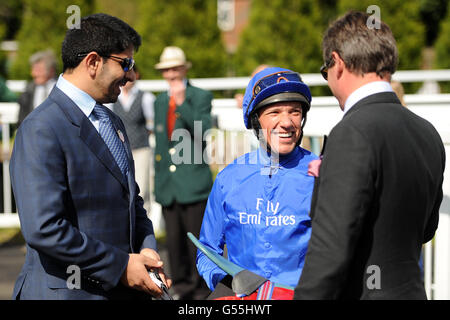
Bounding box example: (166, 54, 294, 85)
(431, 136, 450, 300)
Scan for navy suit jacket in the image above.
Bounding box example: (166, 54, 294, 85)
(10, 86, 157, 299)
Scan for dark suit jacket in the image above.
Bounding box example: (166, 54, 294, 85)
(153, 82, 213, 207)
(294, 92, 445, 300)
(10, 87, 156, 300)
(17, 79, 56, 126)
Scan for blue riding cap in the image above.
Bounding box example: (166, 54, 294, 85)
(242, 67, 312, 129)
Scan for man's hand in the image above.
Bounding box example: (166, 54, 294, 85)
(120, 253, 164, 297)
(169, 79, 186, 106)
(140, 248, 172, 290)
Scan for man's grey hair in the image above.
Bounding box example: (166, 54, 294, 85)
(322, 11, 398, 78)
(29, 49, 57, 72)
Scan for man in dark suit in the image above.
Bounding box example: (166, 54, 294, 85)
(153, 46, 213, 300)
(18, 49, 57, 126)
(10, 13, 170, 300)
(294, 11, 445, 300)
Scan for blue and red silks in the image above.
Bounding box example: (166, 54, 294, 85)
(188, 232, 294, 300)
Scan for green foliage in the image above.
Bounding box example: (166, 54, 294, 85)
(0, 0, 23, 40)
(419, 0, 448, 46)
(8, 0, 94, 80)
(336, 0, 426, 93)
(338, 0, 425, 71)
(434, 3, 450, 92)
(94, 0, 139, 25)
(0, 0, 23, 77)
(233, 0, 336, 96)
(234, 0, 329, 74)
(134, 0, 227, 79)
(4, 0, 449, 96)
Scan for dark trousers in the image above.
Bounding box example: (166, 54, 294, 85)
(162, 200, 210, 300)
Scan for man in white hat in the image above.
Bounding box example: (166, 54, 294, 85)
(153, 46, 213, 300)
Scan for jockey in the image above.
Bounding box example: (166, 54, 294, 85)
(195, 67, 318, 300)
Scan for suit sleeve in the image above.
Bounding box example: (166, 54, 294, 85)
(134, 183, 157, 251)
(196, 178, 228, 290)
(294, 123, 375, 299)
(10, 118, 129, 291)
(423, 143, 445, 243)
(17, 84, 32, 126)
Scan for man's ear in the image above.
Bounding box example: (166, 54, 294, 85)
(331, 51, 345, 79)
(83, 52, 102, 77)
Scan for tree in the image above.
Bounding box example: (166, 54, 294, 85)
(8, 0, 94, 80)
(338, 0, 425, 71)
(419, 0, 448, 46)
(434, 2, 450, 92)
(133, 0, 227, 79)
(0, 0, 24, 77)
(0, 0, 23, 41)
(233, 0, 336, 96)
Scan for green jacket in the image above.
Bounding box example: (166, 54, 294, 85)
(153, 81, 213, 206)
(0, 77, 17, 102)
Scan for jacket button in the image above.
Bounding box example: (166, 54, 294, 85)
(169, 165, 176, 172)
(169, 148, 176, 155)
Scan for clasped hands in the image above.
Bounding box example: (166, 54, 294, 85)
(120, 248, 172, 298)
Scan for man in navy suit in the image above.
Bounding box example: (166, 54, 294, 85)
(10, 13, 171, 300)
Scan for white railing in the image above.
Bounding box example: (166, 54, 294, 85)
(2, 69, 450, 299)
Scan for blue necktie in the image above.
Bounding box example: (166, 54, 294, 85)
(92, 104, 129, 176)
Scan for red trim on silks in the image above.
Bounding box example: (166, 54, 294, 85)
(214, 281, 294, 300)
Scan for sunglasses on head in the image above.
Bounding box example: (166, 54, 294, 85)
(320, 58, 334, 81)
(77, 53, 135, 72)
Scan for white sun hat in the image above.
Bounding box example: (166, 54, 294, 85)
(154, 46, 192, 70)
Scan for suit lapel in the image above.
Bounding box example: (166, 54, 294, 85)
(344, 91, 400, 119)
(79, 116, 129, 190)
(49, 87, 129, 190)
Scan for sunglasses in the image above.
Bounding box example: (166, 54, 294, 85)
(320, 59, 334, 81)
(77, 53, 135, 72)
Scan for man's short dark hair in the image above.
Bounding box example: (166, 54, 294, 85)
(62, 13, 141, 72)
(322, 11, 398, 78)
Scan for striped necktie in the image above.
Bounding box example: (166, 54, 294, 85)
(92, 104, 129, 176)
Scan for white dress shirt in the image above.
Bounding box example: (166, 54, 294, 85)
(343, 81, 394, 116)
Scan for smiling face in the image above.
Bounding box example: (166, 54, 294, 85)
(257, 101, 303, 155)
(96, 47, 136, 104)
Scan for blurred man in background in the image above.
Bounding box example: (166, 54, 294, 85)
(153, 46, 213, 300)
(18, 49, 57, 126)
(110, 65, 155, 213)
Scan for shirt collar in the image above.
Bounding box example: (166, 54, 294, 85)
(343, 81, 394, 115)
(257, 145, 302, 167)
(56, 74, 97, 118)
